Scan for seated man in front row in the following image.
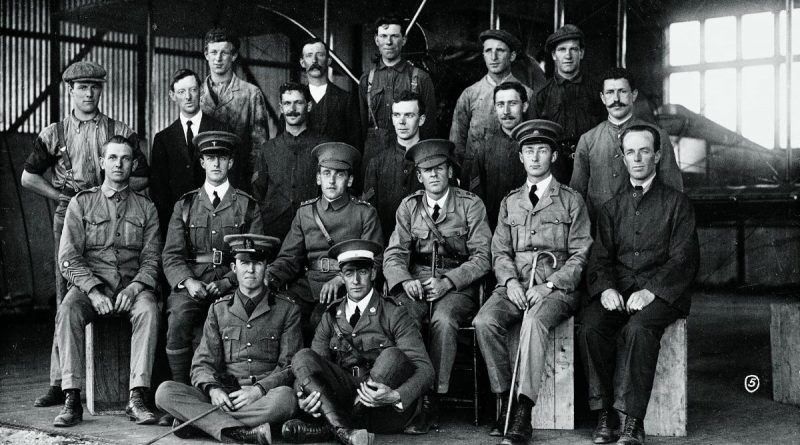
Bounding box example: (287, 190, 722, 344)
(576, 124, 698, 445)
(474, 120, 592, 445)
(156, 234, 301, 444)
(282, 239, 434, 445)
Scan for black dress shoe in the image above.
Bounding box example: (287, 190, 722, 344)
(281, 418, 334, 443)
(224, 423, 272, 444)
(616, 415, 645, 445)
(126, 388, 157, 425)
(504, 396, 533, 444)
(404, 393, 439, 434)
(172, 418, 206, 439)
(490, 394, 511, 436)
(333, 427, 374, 445)
(157, 412, 174, 426)
(34, 386, 65, 407)
(592, 409, 621, 444)
(53, 389, 83, 427)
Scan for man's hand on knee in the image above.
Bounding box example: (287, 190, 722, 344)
(229, 386, 262, 410)
(297, 390, 322, 417)
(209, 387, 235, 412)
(356, 378, 400, 407)
(114, 282, 143, 313)
(402, 279, 424, 300)
(506, 279, 527, 310)
(600, 288, 625, 312)
(88, 287, 114, 315)
(626, 289, 655, 313)
(422, 277, 454, 302)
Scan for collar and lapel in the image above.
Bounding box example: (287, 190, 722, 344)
(198, 186, 236, 213)
(516, 178, 562, 212)
(202, 74, 241, 110)
(228, 289, 272, 322)
(335, 290, 381, 334)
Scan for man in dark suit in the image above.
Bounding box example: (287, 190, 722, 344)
(150, 68, 227, 238)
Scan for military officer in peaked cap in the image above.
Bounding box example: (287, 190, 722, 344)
(383, 139, 492, 434)
(267, 142, 383, 337)
(281, 239, 433, 445)
(162, 131, 263, 387)
(156, 233, 300, 444)
(473, 119, 592, 444)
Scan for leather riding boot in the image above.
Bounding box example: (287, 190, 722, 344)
(490, 392, 511, 436)
(333, 427, 375, 445)
(172, 418, 205, 439)
(53, 389, 83, 427)
(616, 415, 645, 445)
(223, 423, 272, 444)
(404, 393, 440, 434)
(592, 409, 621, 444)
(503, 395, 533, 444)
(281, 418, 334, 443)
(297, 376, 351, 429)
(34, 385, 65, 407)
(126, 387, 157, 425)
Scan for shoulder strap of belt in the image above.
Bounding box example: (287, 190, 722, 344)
(366, 67, 379, 129)
(106, 118, 115, 141)
(181, 193, 194, 251)
(311, 203, 335, 247)
(416, 196, 460, 258)
(331, 318, 367, 366)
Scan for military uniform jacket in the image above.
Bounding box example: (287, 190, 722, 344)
(383, 187, 492, 295)
(59, 185, 161, 295)
(191, 289, 302, 392)
(492, 177, 592, 309)
(162, 186, 263, 290)
(268, 194, 384, 291)
(311, 291, 434, 409)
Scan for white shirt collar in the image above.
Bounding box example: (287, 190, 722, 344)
(631, 172, 656, 194)
(204, 180, 230, 203)
(486, 73, 514, 87)
(345, 289, 374, 320)
(309, 83, 328, 103)
(526, 174, 552, 200)
(425, 189, 449, 213)
(180, 112, 203, 137)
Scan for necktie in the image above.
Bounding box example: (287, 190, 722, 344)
(244, 298, 256, 317)
(186, 121, 195, 159)
(212, 191, 221, 208)
(349, 306, 361, 328)
(432, 203, 441, 221)
(529, 184, 539, 208)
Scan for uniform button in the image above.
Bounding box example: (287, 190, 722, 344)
(247, 358, 252, 362)
(224, 336, 229, 339)
(186, 165, 190, 169)
(632, 193, 638, 197)
(613, 173, 618, 177)
(246, 342, 251, 347)
(212, 213, 216, 217)
(635, 211, 640, 216)
(352, 333, 356, 337)
(333, 346, 338, 350)
(247, 324, 252, 328)
(403, 169, 408, 173)
(531, 230, 536, 235)
(270, 336, 275, 339)
(379, 343, 384, 347)
(614, 154, 620, 158)
(634, 251, 640, 256)
(116, 232, 121, 237)
(533, 247, 538, 251)
(212, 230, 217, 234)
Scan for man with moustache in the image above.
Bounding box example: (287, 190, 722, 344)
(570, 67, 683, 222)
(464, 82, 529, 230)
(200, 28, 275, 192)
(151, 68, 228, 238)
(576, 124, 698, 445)
(51, 136, 161, 426)
(359, 15, 437, 178)
(301, 38, 361, 149)
(253, 82, 328, 240)
(266, 142, 383, 329)
(362, 91, 426, 237)
(450, 29, 534, 163)
(162, 131, 263, 386)
(383, 140, 492, 434)
(533, 24, 605, 183)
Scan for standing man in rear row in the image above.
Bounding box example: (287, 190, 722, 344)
(577, 124, 698, 445)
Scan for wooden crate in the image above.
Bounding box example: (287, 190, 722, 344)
(85, 315, 131, 415)
(644, 318, 687, 437)
(530, 316, 574, 430)
(771, 303, 800, 405)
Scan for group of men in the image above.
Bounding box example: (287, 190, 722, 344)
(20, 14, 699, 445)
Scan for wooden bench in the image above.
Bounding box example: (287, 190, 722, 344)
(770, 303, 800, 405)
(530, 316, 575, 429)
(644, 318, 687, 437)
(85, 315, 131, 415)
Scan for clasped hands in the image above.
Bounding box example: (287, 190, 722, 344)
(600, 288, 655, 313)
(184, 277, 233, 301)
(402, 277, 453, 302)
(209, 386, 263, 412)
(297, 378, 400, 417)
(87, 282, 143, 315)
(505, 279, 552, 311)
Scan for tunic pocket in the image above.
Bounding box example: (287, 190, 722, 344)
(258, 329, 280, 363)
(83, 216, 110, 248)
(121, 216, 145, 249)
(222, 326, 240, 362)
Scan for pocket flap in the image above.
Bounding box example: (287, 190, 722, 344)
(222, 326, 240, 341)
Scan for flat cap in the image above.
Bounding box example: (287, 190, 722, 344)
(511, 119, 564, 148)
(545, 24, 585, 53)
(62, 61, 107, 83)
(312, 142, 361, 171)
(224, 234, 281, 261)
(328, 239, 383, 267)
(405, 139, 454, 169)
(193, 131, 241, 156)
(479, 29, 522, 53)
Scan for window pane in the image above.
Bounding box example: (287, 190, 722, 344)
(742, 12, 774, 59)
(705, 16, 737, 62)
(669, 21, 701, 66)
(669, 71, 701, 112)
(741, 65, 775, 148)
(778, 62, 800, 148)
(778, 9, 800, 56)
(705, 68, 737, 130)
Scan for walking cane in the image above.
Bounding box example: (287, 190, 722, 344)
(503, 251, 558, 437)
(427, 241, 438, 349)
(142, 404, 223, 445)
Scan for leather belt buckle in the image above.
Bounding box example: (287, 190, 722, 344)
(351, 366, 361, 377)
(212, 249, 223, 265)
(319, 257, 331, 273)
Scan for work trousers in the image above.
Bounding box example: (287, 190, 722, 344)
(165, 290, 211, 384)
(576, 296, 682, 419)
(404, 291, 477, 393)
(291, 347, 417, 433)
(47, 199, 70, 387)
(155, 381, 297, 442)
(54, 286, 159, 390)
(474, 288, 572, 401)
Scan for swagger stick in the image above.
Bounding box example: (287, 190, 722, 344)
(427, 240, 438, 349)
(142, 404, 222, 445)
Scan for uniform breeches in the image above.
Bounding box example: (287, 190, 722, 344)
(576, 296, 682, 419)
(55, 286, 159, 390)
(166, 290, 211, 383)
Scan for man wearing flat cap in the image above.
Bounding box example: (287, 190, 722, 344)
(156, 234, 300, 444)
(24, 60, 150, 410)
(473, 119, 592, 444)
(383, 139, 492, 434)
(162, 131, 263, 386)
(450, 29, 535, 164)
(267, 142, 383, 335)
(533, 24, 605, 184)
(282, 239, 434, 445)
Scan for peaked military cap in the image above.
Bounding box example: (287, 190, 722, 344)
(545, 24, 585, 53)
(62, 61, 107, 83)
(405, 139, 454, 169)
(224, 234, 281, 261)
(312, 142, 361, 171)
(193, 131, 241, 156)
(511, 119, 564, 148)
(328, 239, 383, 267)
(479, 29, 522, 53)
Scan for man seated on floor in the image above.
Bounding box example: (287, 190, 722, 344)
(576, 124, 699, 445)
(156, 234, 301, 444)
(281, 239, 434, 445)
(51, 135, 161, 427)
